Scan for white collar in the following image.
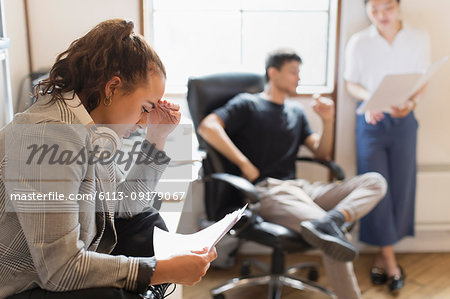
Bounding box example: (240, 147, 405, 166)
(369, 22, 409, 39)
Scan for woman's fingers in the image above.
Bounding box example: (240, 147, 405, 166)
(208, 247, 218, 261)
(390, 104, 411, 118)
(181, 252, 214, 285)
(191, 247, 209, 255)
(153, 251, 215, 286)
(148, 102, 181, 125)
(169, 110, 181, 124)
(365, 110, 384, 125)
(191, 247, 217, 261)
(158, 99, 180, 111)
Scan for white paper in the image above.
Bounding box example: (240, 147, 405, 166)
(153, 204, 247, 259)
(357, 56, 448, 114)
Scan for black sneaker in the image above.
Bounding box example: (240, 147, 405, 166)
(299, 220, 358, 262)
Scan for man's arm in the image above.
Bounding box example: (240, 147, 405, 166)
(198, 113, 259, 182)
(303, 97, 335, 160)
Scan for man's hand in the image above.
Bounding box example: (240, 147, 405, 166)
(239, 159, 260, 183)
(365, 110, 385, 125)
(312, 95, 335, 122)
(146, 99, 181, 150)
(152, 247, 217, 286)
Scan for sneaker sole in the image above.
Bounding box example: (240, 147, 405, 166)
(300, 222, 358, 262)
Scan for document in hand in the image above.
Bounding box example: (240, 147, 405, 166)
(357, 56, 448, 114)
(153, 204, 247, 259)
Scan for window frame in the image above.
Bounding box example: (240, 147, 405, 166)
(142, 0, 341, 96)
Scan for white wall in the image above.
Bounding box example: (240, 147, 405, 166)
(401, 1, 450, 165)
(26, 0, 141, 73)
(335, 0, 368, 177)
(3, 0, 29, 118)
(5, 0, 141, 116)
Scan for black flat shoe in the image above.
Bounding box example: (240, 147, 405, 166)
(388, 266, 405, 293)
(370, 267, 388, 285)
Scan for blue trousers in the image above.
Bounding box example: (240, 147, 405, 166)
(357, 111, 418, 246)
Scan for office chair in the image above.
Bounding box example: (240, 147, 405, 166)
(187, 72, 345, 299)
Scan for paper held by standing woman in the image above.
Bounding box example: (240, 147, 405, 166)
(357, 56, 448, 115)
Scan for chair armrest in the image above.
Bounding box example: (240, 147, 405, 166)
(206, 173, 260, 204)
(204, 173, 261, 234)
(296, 156, 346, 181)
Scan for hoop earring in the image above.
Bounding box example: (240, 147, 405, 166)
(103, 95, 112, 106)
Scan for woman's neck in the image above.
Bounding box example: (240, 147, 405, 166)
(377, 20, 402, 44)
(75, 92, 100, 123)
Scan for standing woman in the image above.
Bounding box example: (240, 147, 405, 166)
(0, 19, 216, 298)
(344, 0, 430, 294)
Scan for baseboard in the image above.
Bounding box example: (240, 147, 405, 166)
(239, 229, 450, 255)
(353, 229, 450, 253)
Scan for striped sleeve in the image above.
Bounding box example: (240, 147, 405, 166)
(4, 123, 157, 293)
(115, 140, 170, 218)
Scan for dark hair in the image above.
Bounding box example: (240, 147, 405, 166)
(364, 0, 400, 4)
(35, 19, 166, 112)
(265, 49, 302, 82)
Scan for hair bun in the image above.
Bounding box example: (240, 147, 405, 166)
(118, 19, 134, 40)
(122, 19, 134, 30)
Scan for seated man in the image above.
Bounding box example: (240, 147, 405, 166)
(198, 49, 387, 299)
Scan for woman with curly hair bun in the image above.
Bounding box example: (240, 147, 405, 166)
(0, 19, 216, 299)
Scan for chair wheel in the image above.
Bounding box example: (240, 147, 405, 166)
(213, 294, 225, 299)
(308, 268, 319, 281)
(240, 261, 251, 276)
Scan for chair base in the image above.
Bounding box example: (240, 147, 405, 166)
(211, 273, 336, 299)
(211, 247, 336, 299)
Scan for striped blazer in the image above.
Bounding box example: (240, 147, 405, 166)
(0, 95, 169, 298)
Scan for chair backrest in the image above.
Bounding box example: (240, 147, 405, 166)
(187, 73, 264, 221)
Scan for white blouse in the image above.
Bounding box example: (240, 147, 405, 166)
(344, 22, 431, 94)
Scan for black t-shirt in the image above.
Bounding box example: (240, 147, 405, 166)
(213, 93, 313, 183)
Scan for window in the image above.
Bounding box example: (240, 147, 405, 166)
(145, 0, 338, 94)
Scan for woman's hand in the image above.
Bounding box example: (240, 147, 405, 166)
(151, 247, 218, 286)
(146, 99, 181, 150)
(239, 159, 260, 183)
(390, 83, 425, 119)
(365, 110, 385, 125)
(390, 101, 414, 118)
